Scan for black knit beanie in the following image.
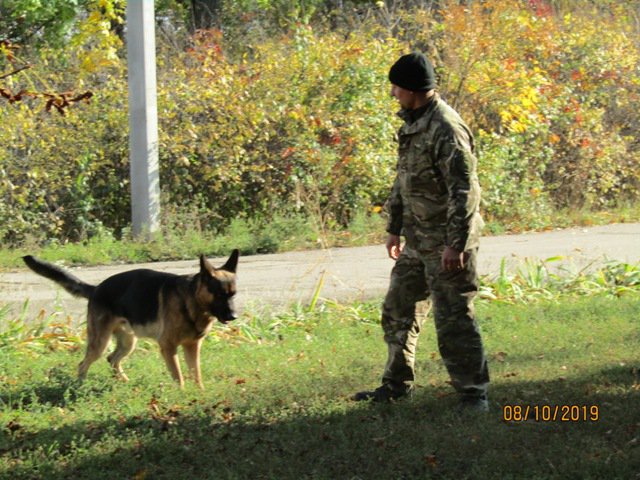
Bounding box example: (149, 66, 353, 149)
(388, 52, 436, 91)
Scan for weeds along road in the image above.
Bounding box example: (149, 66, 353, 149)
(1, 223, 639, 326)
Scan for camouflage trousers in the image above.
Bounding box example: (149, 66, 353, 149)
(381, 245, 489, 398)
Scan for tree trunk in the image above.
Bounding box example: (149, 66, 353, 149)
(190, 0, 222, 30)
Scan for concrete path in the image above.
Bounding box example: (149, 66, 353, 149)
(0, 223, 638, 324)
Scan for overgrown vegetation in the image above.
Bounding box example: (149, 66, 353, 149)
(1, 262, 638, 479)
(2, 258, 638, 349)
(1, 0, 639, 251)
(0, 209, 388, 268)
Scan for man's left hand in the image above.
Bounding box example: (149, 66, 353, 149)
(441, 246, 466, 272)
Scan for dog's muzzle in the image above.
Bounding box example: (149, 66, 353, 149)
(218, 311, 237, 324)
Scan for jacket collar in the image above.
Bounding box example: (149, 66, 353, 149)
(397, 92, 439, 135)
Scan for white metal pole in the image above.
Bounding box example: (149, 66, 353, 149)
(127, 0, 160, 239)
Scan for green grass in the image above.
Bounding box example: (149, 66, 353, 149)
(0, 211, 388, 269)
(1, 291, 639, 479)
(481, 201, 640, 235)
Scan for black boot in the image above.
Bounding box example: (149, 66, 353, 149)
(458, 394, 489, 413)
(352, 383, 412, 402)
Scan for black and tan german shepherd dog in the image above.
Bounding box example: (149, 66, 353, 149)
(22, 250, 239, 389)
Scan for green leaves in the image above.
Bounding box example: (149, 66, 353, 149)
(0, 0, 87, 46)
(1, 0, 639, 247)
(479, 259, 640, 304)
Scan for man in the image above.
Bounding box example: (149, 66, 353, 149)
(353, 52, 490, 411)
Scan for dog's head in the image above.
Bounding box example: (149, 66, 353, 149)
(196, 249, 239, 324)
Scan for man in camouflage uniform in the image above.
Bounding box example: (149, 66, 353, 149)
(353, 52, 490, 411)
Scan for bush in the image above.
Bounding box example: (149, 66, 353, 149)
(431, 0, 640, 211)
(0, 0, 638, 247)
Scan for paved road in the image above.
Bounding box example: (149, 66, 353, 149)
(1, 223, 638, 324)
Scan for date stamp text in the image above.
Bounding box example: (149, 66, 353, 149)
(503, 404, 600, 422)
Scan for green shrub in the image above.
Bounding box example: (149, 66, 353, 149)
(1, 0, 638, 248)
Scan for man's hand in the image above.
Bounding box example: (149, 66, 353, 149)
(386, 234, 402, 260)
(441, 245, 466, 272)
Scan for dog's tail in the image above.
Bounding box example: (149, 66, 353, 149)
(22, 255, 96, 299)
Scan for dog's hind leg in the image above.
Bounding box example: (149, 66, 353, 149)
(182, 340, 204, 390)
(78, 309, 113, 380)
(107, 323, 137, 382)
(159, 341, 184, 388)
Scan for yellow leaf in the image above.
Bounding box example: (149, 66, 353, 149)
(521, 97, 535, 110)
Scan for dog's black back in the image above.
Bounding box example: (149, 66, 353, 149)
(93, 269, 183, 326)
(22, 253, 239, 326)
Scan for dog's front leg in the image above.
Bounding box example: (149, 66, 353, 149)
(183, 340, 204, 390)
(160, 342, 184, 388)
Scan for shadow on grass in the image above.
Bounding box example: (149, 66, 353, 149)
(0, 366, 116, 411)
(3, 364, 639, 480)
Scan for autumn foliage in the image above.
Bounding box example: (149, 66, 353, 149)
(0, 0, 638, 245)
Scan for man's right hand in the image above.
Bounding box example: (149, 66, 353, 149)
(386, 234, 402, 260)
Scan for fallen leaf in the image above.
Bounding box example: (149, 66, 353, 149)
(494, 351, 508, 362)
(6, 420, 22, 433)
(132, 469, 147, 480)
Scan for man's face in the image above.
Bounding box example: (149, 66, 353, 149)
(390, 84, 415, 110)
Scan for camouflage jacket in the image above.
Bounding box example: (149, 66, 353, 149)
(385, 93, 484, 252)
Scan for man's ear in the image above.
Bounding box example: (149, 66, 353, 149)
(221, 249, 239, 273)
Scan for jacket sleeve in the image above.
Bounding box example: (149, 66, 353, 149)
(435, 125, 479, 252)
(384, 175, 403, 236)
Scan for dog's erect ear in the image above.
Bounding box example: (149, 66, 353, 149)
(200, 254, 215, 275)
(221, 249, 239, 273)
